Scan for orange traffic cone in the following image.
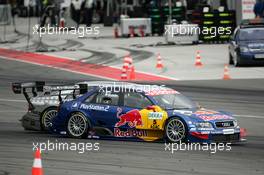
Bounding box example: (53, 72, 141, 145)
(129, 27, 135, 38)
(156, 53, 164, 69)
(195, 51, 203, 67)
(129, 65, 136, 80)
(223, 64, 231, 80)
(32, 149, 43, 175)
(121, 66, 128, 80)
(123, 62, 129, 70)
(123, 54, 133, 70)
(114, 26, 119, 38)
(139, 26, 145, 37)
(124, 54, 133, 64)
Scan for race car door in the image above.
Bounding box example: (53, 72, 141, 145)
(82, 90, 121, 129)
(115, 91, 153, 130)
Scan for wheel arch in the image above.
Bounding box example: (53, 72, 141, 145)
(163, 115, 190, 131)
(67, 110, 93, 128)
(163, 115, 190, 142)
(41, 106, 58, 117)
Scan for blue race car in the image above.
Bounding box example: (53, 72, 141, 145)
(51, 82, 244, 143)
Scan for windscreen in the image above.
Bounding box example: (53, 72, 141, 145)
(152, 93, 198, 110)
(239, 28, 264, 41)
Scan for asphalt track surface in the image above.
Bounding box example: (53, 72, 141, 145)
(0, 58, 264, 175)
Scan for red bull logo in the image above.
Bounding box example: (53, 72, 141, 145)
(195, 110, 217, 115)
(115, 109, 143, 128)
(114, 128, 147, 137)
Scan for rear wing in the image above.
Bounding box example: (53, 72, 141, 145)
(12, 82, 89, 109)
(43, 84, 88, 104)
(12, 81, 45, 109)
(12, 81, 45, 95)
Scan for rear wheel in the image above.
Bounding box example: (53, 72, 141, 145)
(165, 117, 187, 143)
(41, 107, 57, 131)
(67, 112, 89, 138)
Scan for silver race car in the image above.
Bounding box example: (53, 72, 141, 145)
(12, 81, 104, 131)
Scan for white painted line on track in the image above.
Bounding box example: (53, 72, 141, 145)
(0, 99, 26, 102)
(233, 114, 264, 119)
(0, 111, 25, 113)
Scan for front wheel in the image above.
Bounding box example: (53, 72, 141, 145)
(67, 112, 89, 138)
(164, 117, 187, 143)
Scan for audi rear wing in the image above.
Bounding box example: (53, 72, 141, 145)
(12, 81, 45, 95)
(12, 81, 45, 109)
(43, 84, 88, 104)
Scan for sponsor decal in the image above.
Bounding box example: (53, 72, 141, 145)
(173, 110, 193, 116)
(200, 131, 210, 134)
(80, 104, 109, 111)
(60, 131, 67, 135)
(72, 102, 78, 108)
(146, 89, 179, 96)
(211, 131, 224, 134)
(115, 109, 143, 128)
(114, 128, 147, 137)
(222, 122, 231, 127)
(88, 130, 100, 139)
(197, 128, 214, 131)
(198, 115, 231, 121)
(195, 110, 218, 115)
(189, 128, 197, 131)
(150, 120, 160, 129)
(223, 129, 235, 135)
(148, 112, 163, 120)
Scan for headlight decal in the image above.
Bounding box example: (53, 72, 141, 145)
(195, 122, 213, 128)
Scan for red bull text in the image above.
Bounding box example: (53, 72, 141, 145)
(114, 128, 147, 137)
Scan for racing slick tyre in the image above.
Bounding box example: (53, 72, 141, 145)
(164, 117, 187, 143)
(41, 107, 58, 131)
(67, 112, 89, 139)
